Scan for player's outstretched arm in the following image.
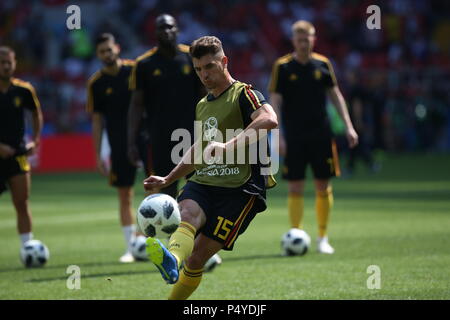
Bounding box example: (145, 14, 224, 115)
(0, 143, 16, 159)
(143, 141, 198, 192)
(269, 93, 283, 127)
(203, 103, 278, 159)
(242, 103, 278, 139)
(231, 103, 278, 148)
(91, 112, 108, 176)
(127, 90, 145, 166)
(269, 92, 286, 156)
(327, 86, 358, 148)
(29, 107, 43, 156)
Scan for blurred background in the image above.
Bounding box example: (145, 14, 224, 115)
(1, 0, 449, 172)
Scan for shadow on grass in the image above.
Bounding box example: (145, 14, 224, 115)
(0, 260, 127, 274)
(222, 253, 284, 262)
(25, 267, 157, 283)
(23, 253, 286, 283)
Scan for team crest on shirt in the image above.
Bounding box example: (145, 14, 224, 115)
(182, 64, 191, 75)
(203, 117, 218, 142)
(314, 69, 322, 80)
(105, 87, 113, 95)
(14, 96, 22, 107)
(289, 73, 298, 81)
(153, 68, 162, 76)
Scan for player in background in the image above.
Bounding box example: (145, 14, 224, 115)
(345, 70, 380, 176)
(128, 14, 203, 198)
(143, 36, 278, 299)
(0, 46, 43, 247)
(269, 20, 358, 254)
(87, 33, 139, 263)
(128, 14, 222, 270)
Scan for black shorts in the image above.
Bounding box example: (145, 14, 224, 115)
(0, 155, 30, 195)
(109, 151, 137, 187)
(177, 181, 266, 251)
(283, 137, 341, 180)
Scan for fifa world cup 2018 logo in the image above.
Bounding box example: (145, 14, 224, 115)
(203, 117, 219, 164)
(203, 117, 218, 142)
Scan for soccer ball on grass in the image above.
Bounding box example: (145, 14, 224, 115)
(281, 228, 311, 256)
(20, 239, 50, 267)
(130, 235, 149, 261)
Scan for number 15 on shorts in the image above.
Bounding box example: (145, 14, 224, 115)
(213, 216, 234, 240)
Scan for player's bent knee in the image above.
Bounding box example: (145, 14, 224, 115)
(12, 193, 29, 206)
(179, 200, 205, 229)
(180, 211, 202, 229)
(288, 182, 305, 195)
(314, 179, 330, 192)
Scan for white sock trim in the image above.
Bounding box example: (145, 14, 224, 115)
(20, 232, 33, 246)
(122, 225, 136, 251)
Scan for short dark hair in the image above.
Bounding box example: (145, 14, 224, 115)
(189, 36, 224, 59)
(95, 33, 116, 47)
(0, 46, 15, 56)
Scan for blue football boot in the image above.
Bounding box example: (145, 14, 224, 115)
(145, 237, 179, 284)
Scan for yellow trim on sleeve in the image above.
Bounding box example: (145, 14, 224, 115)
(129, 48, 157, 90)
(268, 54, 292, 93)
(86, 71, 102, 113)
(122, 59, 136, 67)
(312, 52, 337, 85)
(178, 44, 190, 53)
(11, 78, 41, 109)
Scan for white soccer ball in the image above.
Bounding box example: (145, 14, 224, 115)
(130, 235, 149, 261)
(137, 193, 181, 239)
(20, 239, 50, 268)
(281, 228, 311, 256)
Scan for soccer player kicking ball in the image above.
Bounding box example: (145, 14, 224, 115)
(269, 20, 359, 254)
(143, 36, 278, 300)
(0, 46, 43, 247)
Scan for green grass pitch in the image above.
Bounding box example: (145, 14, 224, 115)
(1, 154, 449, 299)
